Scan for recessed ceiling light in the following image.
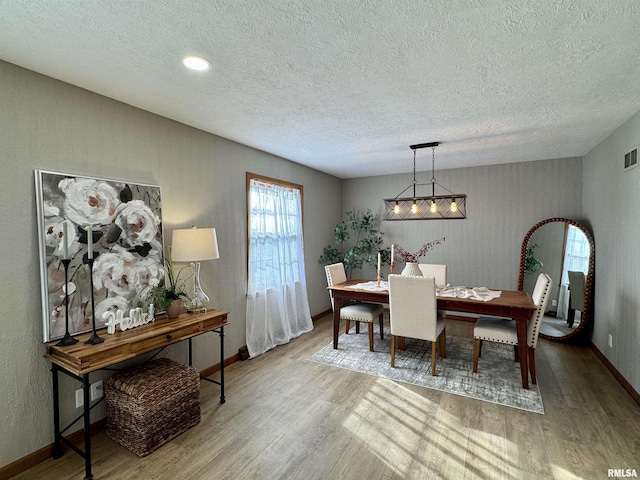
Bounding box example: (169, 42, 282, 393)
(182, 55, 212, 71)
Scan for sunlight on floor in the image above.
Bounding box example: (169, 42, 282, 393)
(551, 465, 586, 480)
(341, 379, 430, 476)
(341, 378, 531, 478)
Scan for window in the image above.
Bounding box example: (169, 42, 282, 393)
(245, 173, 312, 357)
(562, 225, 590, 281)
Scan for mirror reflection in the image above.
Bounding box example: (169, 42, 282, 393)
(520, 218, 594, 341)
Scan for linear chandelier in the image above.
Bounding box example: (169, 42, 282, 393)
(383, 142, 467, 221)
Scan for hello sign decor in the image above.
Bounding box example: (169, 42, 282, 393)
(103, 305, 156, 334)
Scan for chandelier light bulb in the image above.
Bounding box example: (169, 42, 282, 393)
(411, 202, 418, 214)
(430, 201, 438, 213)
(394, 201, 400, 214)
(450, 200, 458, 212)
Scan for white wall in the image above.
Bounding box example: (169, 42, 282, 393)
(583, 110, 640, 393)
(0, 60, 342, 467)
(343, 157, 584, 289)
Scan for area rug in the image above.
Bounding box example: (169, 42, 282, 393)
(308, 328, 544, 414)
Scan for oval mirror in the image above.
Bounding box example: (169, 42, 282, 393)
(518, 218, 595, 342)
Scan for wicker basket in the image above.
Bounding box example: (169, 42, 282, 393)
(105, 358, 201, 456)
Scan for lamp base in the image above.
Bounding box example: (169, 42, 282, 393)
(187, 306, 207, 313)
(185, 261, 210, 314)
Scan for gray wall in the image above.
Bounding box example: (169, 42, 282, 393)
(343, 157, 584, 290)
(0, 60, 342, 467)
(583, 109, 640, 393)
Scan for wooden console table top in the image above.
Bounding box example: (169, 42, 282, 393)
(44, 309, 229, 376)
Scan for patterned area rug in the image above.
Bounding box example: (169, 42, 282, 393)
(308, 328, 544, 414)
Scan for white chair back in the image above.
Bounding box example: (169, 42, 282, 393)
(389, 274, 439, 341)
(528, 273, 552, 348)
(325, 263, 347, 311)
(418, 264, 447, 285)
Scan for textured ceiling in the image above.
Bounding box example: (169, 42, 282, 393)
(1, 0, 640, 178)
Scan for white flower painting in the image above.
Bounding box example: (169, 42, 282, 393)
(35, 171, 164, 342)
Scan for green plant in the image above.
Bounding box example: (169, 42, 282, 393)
(318, 210, 389, 278)
(146, 249, 188, 310)
(524, 244, 543, 273)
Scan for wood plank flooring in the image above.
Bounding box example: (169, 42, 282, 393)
(13, 315, 640, 480)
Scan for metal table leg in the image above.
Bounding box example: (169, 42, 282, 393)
(190, 329, 226, 404)
(51, 364, 62, 459)
(82, 374, 93, 480)
(219, 325, 225, 404)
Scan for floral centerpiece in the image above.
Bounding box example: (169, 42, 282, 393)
(393, 237, 446, 263)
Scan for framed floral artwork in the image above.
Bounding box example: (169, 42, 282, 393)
(35, 170, 165, 342)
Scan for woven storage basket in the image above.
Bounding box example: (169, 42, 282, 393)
(106, 358, 201, 456)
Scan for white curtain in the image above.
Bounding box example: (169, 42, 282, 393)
(245, 179, 313, 357)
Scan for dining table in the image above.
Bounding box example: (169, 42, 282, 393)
(328, 279, 537, 389)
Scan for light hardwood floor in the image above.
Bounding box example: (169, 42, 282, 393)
(14, 315, 640, 480)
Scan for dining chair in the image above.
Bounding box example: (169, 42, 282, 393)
(388, 274, 446, 376)
(417, 264, 447, 285)
(567, 271, 586, 328)
(325, 263, 384, 352)
(472, 273, 551, 384)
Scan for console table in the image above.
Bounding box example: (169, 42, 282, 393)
(44, 309, 229, 480)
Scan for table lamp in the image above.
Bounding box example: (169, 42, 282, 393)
(171, 227, 220, 312)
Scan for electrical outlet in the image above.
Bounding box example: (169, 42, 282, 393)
(90, 380, 104, 401)
(608, 334, 613, 348)
(552, 299, 558, 307)
(75, 380, 103, 408)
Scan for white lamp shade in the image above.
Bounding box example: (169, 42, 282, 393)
(171, 228, 220, 262)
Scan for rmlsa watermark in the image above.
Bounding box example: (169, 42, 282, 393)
(608, 469, 638, 478)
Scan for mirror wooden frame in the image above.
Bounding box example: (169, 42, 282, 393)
(518, 217, 595, 342)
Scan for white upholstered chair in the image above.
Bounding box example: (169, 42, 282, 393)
(567, 271, 586, 328)
(388, 274, 446, 376)
(472, 273, 552, 384)
(417, 264, 447, 285)
(325, 263, 384, 352)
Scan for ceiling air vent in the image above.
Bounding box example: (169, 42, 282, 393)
(624, 148, 637, 171)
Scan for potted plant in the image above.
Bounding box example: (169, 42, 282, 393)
(318, 210, 389, 279)
(146, 249, 188, 318)
(524, 244, 543, 273)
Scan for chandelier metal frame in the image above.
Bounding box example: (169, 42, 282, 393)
(383, 142, 467, 221)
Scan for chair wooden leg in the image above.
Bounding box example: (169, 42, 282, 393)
(529, 347, 537, 384)
(398, 336, 405, 350)
(390, 334, 396, 367)
(345, 319, 350, 334)
(431, 341, 437, 376)
(514, 345, 519, 362)
(355, 321, 361, 334)
(378, 313, 384, 340)
(368, 323, 374, 352)
(473, 338, 481, 373)
(478, 339, 483, 357)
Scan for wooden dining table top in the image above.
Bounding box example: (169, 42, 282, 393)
(328, 279, 536, 318)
